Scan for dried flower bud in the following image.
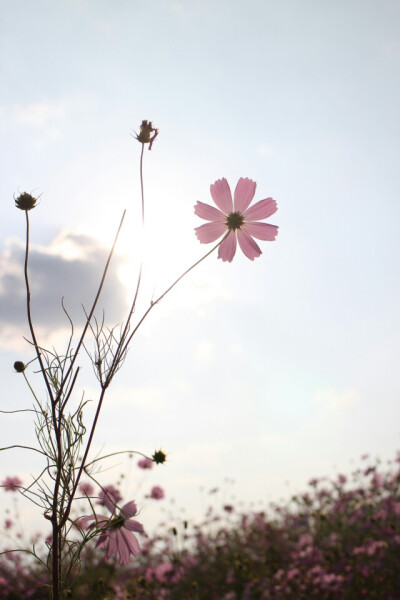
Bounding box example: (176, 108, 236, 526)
(134, 120, 159, 150)
(14, 192, 38, 211)
(152, 449, 167, 464)
(13, 361, 26, 373)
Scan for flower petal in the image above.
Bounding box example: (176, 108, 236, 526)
(101, 493, 117, 514)
(244, 222, 279, 241)
(106, 530, 118, 560)
(194, 201, 225, 222)
(210, 178, 233, 214)
(234, 178, 256, 213)
(218, 231, 237, 262)
(243, 198, 277, 221)
(95, 533, 108, 549)
(237, 229, 262, 260)
(121, 527, 140, 557)
(116, 530, 130, 565)
(120, 501, 137, 518)
(125, 519, 144, 534)
(195, 221, 227, 243)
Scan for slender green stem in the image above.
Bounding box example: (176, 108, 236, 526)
(54, 210, 126, 406)
(108, 144, 146, 381)
(24, 211, 55, 405)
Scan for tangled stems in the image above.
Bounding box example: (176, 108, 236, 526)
(22, 208, 126, 600)
(18, 141, 227, 600)
(62, 232, 228, 528)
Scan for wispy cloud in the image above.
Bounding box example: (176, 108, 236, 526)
(101, 384, 165, 411)
(12, 101, 67, 128)
(195, 340, 215, 363)
(314, 388, 360, 413)
(174, 441, 232, 467)
(0, 230, 127, 349)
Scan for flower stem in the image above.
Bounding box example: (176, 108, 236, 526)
(118, 233, 228, 359)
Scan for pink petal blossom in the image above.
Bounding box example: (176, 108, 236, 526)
(79, 482, 95, 496)
(150, 485, 165, 500)
(80, 498, 144, 565)
(138, 458, 153, 470)
(2, 477, 22, 492)
(97, 485, 122, 507)
(194, 177, 278, 262)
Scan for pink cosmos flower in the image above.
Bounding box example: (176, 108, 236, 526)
(2, 476, 22, 492)
(97, 485, 122, 506)
(80, 495, 144, 565)
(149, 485, 165, 500)
(194, 177, 278, 262)
(138, 457, 153, 470)
(79, 482, 95, 496)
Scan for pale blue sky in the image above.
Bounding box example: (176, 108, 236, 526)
(1, 0, 400, 533)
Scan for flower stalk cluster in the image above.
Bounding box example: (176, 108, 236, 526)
(2, 121, 278, 600)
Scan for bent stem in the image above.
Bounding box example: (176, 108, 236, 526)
(22, 210, 126, 600)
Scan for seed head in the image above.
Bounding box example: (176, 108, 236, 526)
(152, 449, 167, 464)
(13, 361, 26, 373)
(134, 120, 159, 150)
(14, 192, 38, 211)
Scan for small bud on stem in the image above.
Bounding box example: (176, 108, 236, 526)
(13, 361, 26, 373)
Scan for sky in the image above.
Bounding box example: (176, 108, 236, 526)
(1, 0, 400, 538)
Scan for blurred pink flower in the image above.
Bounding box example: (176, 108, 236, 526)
(150, 485, 165, 500)
(4, 519, 12, 530)
(79, 482, 95, 496)
(151, 561, 182, 584)
(97, 485, 122, 506)
(80, 496, 144, 565)
(2, 476, 22, 492)
(138, 458, 153, 469)
(194, 177, 278, 262)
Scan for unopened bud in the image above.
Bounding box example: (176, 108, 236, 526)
(13, 361, 26, 373)
(14, 192, 38, 211)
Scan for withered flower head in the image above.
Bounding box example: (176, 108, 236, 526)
(152, 449, 167, 464)
(13, 361, 26, 373)
(134, 120, 159, 150)
(14, 192, 38, 211)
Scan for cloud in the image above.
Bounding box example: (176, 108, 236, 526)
(0, 96, 92, 147)
(174, 442, 232, 468)
(258, 144, 274, 157)
(0, 230, 128, 348)
(195, 340, 215, 362)
(313, 388, 360, 413)
(101, 384, 165, 411)
(12, 101, 67, 128)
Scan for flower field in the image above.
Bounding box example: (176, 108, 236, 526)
(2, 451, 400, 599)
